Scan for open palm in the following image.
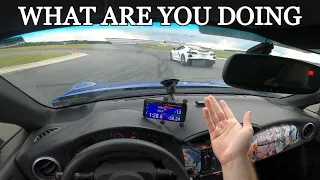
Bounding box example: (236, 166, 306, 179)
(203, 96, 253, 166)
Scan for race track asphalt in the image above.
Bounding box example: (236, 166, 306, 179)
(2, 44, 226, 104)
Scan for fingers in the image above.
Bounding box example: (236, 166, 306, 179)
(204, 97, 219, 124)
(242, 111, 252, 128)
(208, 96, 227, 121)
(203, 107, 216, 132)
(219, 100, 235, 119)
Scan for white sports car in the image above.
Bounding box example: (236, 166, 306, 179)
(170, 45, 216, 67)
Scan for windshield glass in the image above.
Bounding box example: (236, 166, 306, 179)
(1, 23, 319, 107)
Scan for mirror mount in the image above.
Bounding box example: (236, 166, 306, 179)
(246, 42, 274, 55)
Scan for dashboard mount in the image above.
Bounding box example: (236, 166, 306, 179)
(160, 79, 188, 127)
(160, 78, 179, 102)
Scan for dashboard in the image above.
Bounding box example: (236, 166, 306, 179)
(15, 95, 320, 180)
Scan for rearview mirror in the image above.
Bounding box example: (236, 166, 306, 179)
(222, 54, 320, 94)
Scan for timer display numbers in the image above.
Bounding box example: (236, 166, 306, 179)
(144, 100, 186, 122)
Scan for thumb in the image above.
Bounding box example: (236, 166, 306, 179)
(242, 111, 252, 128)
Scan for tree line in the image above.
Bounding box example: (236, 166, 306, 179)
(1, 40, 112, 48)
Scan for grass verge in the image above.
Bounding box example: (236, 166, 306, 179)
(0, 53, 71, 68)
(0, 44, 91, 52)
(138, 45, 239, 59)
(214, 50, 238, 59)
(138, 44, 176, 51)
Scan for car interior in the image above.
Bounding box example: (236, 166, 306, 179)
(2, 0, 320, 180)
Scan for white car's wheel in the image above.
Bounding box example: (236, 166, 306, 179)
(180, 55, 190, 66)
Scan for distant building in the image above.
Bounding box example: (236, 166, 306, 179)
(105, 38, 183, 46)
(0, 36, 25, 48)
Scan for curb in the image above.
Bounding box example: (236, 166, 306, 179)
(0, 53, 88, 74)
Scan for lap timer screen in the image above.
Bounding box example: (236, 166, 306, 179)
(144, 102, 184, 122)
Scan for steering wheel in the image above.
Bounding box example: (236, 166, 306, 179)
(60, 139, 189, 180)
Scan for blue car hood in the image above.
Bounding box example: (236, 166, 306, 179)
(52, 80, 230, 101)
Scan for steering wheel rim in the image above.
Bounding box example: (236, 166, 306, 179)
(60, 139, 189, 180)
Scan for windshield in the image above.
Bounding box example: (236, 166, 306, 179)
(1, 23, 319, 107)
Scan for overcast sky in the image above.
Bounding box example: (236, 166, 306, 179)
(21, 23, 320, 63)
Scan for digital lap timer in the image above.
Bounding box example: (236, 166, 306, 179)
(143, 99, 187, 122)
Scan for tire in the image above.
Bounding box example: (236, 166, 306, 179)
(205, 60, 215, 67)
(181, 55, 191, 66)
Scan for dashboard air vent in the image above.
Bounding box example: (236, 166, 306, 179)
(302, 123, 315, 140)
(33, 127, 58, 143)
(32, 157, 61, 180)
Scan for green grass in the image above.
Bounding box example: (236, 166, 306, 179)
(201, 48, 241, 58)
(138, 44, 176, 51)
(214, 50, 239, 58)
(0, 44, 91, 52)
(202, 47, 213, 51)
(0, 53, 71, 68)
(138, 44, 240, 59)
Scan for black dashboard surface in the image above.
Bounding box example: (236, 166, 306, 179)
(15, 94, 320, 180)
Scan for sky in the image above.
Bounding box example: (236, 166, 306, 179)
(20, 23, 320, 63)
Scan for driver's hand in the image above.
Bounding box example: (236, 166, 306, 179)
(202, 96, 253, 166)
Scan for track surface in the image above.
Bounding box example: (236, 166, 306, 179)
(2, 44, 226, 104)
